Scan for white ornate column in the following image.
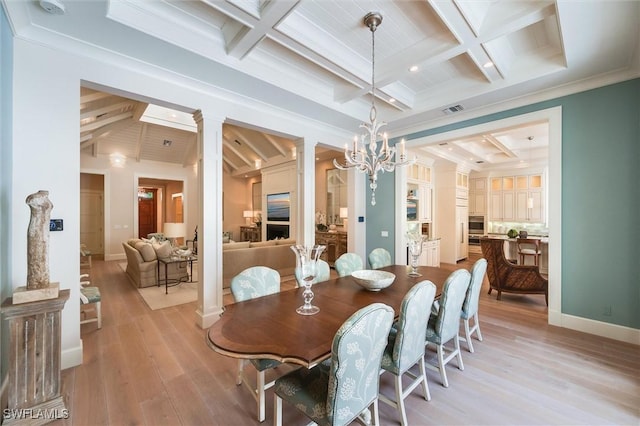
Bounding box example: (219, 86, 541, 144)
(192, 110, 224, 328)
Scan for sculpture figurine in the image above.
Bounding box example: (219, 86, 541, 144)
(26, 190, 53, 289)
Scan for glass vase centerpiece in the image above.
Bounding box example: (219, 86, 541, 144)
(291, 244, 326, 315)
(407, 231, 427, 277)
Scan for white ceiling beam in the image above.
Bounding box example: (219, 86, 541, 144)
(80, 91, 112, 104)
(79, 117, 136, 149)
(80, 111, 133, 132)
(228, 128, 269, 161)
(223, 138, 253, 166)
(80, 100, 132, 120)
(134, 123, 148, 162)
(262, 133, 286, 157)
(483, 134, 517, 158)
(226, 1, 300, 59)
(223, 155, 239, 171)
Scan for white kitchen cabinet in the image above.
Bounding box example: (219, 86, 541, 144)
(516, 189, 543, 222)
(407, 162, 433, 223)
(419, 185, 432, 222)
(418, 239, 440, 267)
(469, 177, 487, 215)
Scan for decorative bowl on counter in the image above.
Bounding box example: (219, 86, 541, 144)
(351, 270, 395, 291)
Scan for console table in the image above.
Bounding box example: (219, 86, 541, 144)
(240, 226, 261, 242)
(315, 231, 347, 266)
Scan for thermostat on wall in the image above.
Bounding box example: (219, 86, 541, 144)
(50, 219, 63, 231)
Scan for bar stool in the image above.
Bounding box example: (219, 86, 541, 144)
(517, 238, 542, 266)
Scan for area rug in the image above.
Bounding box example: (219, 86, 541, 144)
(118, 262, 198, 310)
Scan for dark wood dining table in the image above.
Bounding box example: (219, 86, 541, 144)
(206, 264, 454, 368)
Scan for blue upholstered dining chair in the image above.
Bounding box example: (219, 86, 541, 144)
(334, 252, 364, 277)
(368, 247, 392, 269)
(230, 266, 282, 422)
(294, 259, 331, 287)
(273, 303, 394, 426)
(459, 258, 488, 353)
(379, 280, 436, 426)
(425, 268, 471, 388)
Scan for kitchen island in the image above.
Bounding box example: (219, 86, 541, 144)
(486, 235, 549, 275)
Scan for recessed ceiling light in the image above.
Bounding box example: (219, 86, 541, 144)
(483, 61, 494, 68)
(389, 98, 396, 103)
(409, 65, 419, 72)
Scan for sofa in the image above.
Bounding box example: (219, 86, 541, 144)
(222, 238, 297, 288)
(122, 238, 189, 288)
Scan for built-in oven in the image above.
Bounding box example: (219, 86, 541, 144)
(468, 216, 485, 246)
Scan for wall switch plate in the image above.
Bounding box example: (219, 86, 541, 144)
(49, 219, 63, 231)
(358, 216, 364, 223)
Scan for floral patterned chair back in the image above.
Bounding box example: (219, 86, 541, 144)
(334, 252, 364, 277)
(379, 280, 436, 424)
(273, 303, 393, 426)
(230, 266, 280, 302)
(368, 248, 392, 269)
(425, 268, 471, 387)
(460, 258, 488, 352)
(326, 303, 394, 424)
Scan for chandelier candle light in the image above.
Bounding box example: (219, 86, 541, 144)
(334, 12, 413, 206)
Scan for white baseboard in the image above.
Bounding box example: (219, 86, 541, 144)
(559, 314, 640, 345)
(61, 342, 83, 370)
(196, 306, 224, 329)
(105, 253, 126, 262)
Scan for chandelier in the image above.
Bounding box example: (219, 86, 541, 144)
(334, 12, 413, 206)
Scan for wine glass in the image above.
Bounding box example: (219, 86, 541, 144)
(291, 245, 325, 315)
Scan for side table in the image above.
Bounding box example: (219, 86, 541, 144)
(157, 256, 196, 294)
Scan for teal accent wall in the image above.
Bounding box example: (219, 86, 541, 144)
(367, 79, 640, 329)
(1, 4, 13, 382)
(365, 170, 396, 266)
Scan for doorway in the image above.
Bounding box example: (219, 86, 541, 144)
(395, 106, 562, 324)
(138, 187, 158, 238)
(136, 177, 185, 239)
(80, 173, 105, 258)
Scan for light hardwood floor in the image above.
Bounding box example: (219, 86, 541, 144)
(56, 257, 639, 426)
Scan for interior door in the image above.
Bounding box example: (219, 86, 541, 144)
(80, 190, 104, 255)
(138, 188, 157, 238)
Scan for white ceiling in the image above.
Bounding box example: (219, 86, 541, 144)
(4, 0, 639, 171)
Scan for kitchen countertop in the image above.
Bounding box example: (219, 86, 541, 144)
(486, 234, 549, 243)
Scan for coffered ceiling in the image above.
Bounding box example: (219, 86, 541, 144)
(6, 0, 638, 172)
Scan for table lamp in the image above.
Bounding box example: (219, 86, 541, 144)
(164, 222, 186, 249)
(340, 207, 348, 228)
(243, 210, 254, 226)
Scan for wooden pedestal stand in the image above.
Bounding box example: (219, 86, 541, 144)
(1, 290, 69, 425)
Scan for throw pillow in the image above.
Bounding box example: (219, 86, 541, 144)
(134, 242, 156, 262)
(153, 241, 173, 259)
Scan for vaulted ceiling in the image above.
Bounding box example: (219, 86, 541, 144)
(6, 0, 638, 172)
